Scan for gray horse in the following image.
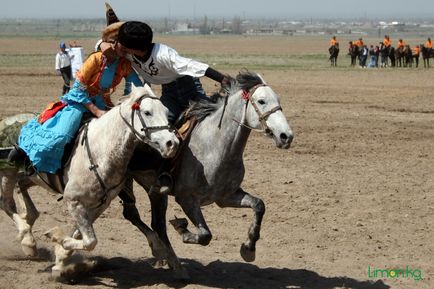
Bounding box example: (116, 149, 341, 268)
(0, 84, 179, 277)
(122, 71, 293, 273)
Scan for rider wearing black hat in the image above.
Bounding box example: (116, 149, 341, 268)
(107, 21, 231, 194)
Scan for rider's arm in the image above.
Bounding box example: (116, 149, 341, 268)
(84, 102, 105, 118)
(204, 67, 224, 83)
(123, 71, 143, 95)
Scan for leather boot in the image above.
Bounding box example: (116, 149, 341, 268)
(8, 147, 27, 163)
(8, 147, 34, 174)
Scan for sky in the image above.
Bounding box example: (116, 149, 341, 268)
(1, 0, 434, 19)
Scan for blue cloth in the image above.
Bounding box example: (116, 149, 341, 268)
(161, 76, 206, 123)
(368, 55, 378, 68)
(18, 59, 142, 173)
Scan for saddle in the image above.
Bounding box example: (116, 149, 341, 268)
(175, 114, 197, 141)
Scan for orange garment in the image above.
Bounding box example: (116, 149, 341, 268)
(76, 52, 134, 97)
(330, 38, 338, 46)
(412, 47, 420, 55)
(354, 40, 364, 47)
(425, 40, 433, 49)
(383, 38, 391, 47)
(397, 40, 405, 49)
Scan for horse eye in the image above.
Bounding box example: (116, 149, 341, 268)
(144, 111, 152, 116)
(258, 99, 266, 105)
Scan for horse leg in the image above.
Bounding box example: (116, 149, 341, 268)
(45, 199, 98, 275)
(170, 196, 212, 246)
(14, 178, 39, 256)
(1, 169, 37, 256)
(215, 188, 265, 262)
(118, 180, 187, 278)
(118, 179, 169, 259)
(148, 188, 189, 279)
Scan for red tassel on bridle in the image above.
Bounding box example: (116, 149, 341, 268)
(131, 102, 140, 110)
(241, 90, 250, 100)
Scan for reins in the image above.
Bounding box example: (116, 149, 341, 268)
(82, 122, 124, 208)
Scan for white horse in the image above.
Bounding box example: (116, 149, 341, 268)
(0, 84, 179, 277)
(122, 71, 293, 271)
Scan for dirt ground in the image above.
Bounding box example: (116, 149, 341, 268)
(0, 36, 433, 289)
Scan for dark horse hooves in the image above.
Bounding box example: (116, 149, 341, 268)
(169, 217, 188, 232)
(240, 243, 256, 262)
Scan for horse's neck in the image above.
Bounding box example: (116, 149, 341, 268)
(200, 91, 251, 160)
(85, 107, 136, 172)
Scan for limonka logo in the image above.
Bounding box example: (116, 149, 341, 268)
(367, 265, 423, 282)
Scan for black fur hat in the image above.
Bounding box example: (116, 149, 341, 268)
(118, 21, 153, 51)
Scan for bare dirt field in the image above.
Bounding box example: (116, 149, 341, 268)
(0, 36, 433, 289)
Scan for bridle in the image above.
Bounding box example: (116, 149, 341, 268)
(237, 83, 282, 135)
(119, 94, 173, 150)
(82, 94, 173, 208)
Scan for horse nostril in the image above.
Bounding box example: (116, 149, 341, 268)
(166, 140, 173, 148)
(281, 133, 293, 144)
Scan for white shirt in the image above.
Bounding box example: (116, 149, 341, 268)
(66, 47, 84, 78)
(55, 51, 72, 70)
(127, 43, 209, 85)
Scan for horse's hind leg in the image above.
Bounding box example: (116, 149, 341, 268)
(15, 178, 39, 256)
(1, 170, 37, 256)
(215, 188, 265, 262)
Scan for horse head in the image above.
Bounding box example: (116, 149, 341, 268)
(236, 72, 293, 149)
(122, 84, 179, 158)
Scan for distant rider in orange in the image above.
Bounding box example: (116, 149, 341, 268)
(354, 38, 364, 47)
(397, 39, 406, 50)
(425, 37, 433, 54)
(330, 36, 338, 48)
(383, 35, 391, 48)
(412, 45, 420, 67)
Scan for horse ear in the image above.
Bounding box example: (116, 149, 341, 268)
(143, 83, 157, 98)
(257, 73, 267, 85)
(129, 83, 157, 103)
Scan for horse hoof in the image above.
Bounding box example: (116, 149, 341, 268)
(169, 217, 188, 231)
(22, 245, 38, 257)
(240, 243, 255, 262)
(51, 265, 63, 279)
(44, 227, 65, 244)
(151, 259, 169, 269)
(21, 235, 38, 257)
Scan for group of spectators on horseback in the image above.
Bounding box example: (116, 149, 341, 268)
(329, 35, 434, 68)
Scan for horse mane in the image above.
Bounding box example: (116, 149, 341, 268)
(186, 70, 265, 122)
